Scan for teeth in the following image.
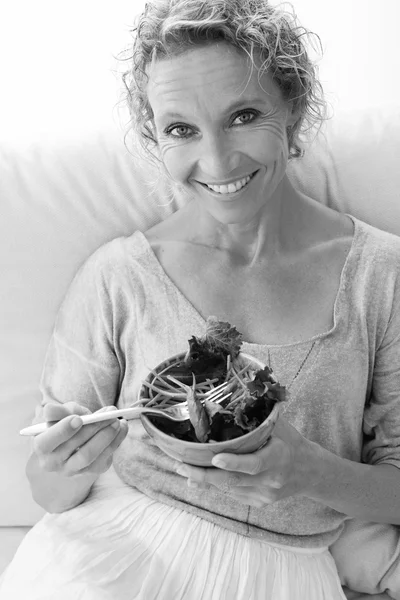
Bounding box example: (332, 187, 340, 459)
(206, 174, 252, 194)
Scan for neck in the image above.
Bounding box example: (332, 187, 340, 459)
(186, 176, 302, 266)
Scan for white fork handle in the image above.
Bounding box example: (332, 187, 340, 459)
(19, 385, 230, 437)
(19, 407, 145, 437)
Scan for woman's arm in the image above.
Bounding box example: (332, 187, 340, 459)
(174, 417, 400, 524)
(26, 451, 98, 514)
(28, 250, 125, 513)
(27, 403, 128, 513)
(304, 442, 400, 524)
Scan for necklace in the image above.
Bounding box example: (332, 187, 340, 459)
(268, 340, 316, 391)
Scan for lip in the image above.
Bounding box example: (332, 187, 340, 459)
(198, 170, 259, 197)
(200, 171, 257, 186)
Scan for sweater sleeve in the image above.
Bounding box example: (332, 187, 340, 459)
(362, 269, 400, 469)
(36, 247, 121, 421)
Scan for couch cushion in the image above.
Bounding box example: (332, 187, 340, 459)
(289, 106, 400, 236)
(1, 107, 399, 526)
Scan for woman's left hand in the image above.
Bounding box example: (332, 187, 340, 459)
(175, 417, 318, 507)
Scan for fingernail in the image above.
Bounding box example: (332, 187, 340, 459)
(111, 421, 119, 430)
(188, 480, 199, 488)
(71, 416, 82, 429)
(212, 456, 226, 468)
(176, 466, 188, 477)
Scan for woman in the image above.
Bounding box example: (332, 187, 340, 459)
(1, 1, 400, 598)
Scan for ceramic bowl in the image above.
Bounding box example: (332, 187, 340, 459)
(138, 352, 280, 467)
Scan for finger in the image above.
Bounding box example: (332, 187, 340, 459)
(210, 442, 277, 475)
(211, 452, 264, 475)
(95, 406, 119, 414)
(34, 415, 85, 455)
(76, 420, 129, 475)
(177, 464, 251, 491)
(35, 410, 119, 458)
(43, 402, 91, 422)
(55, 417, 126, 462)
(44, 403, 116, 423)
(65, 420, 126, 472)
(89, 405, 121, 426)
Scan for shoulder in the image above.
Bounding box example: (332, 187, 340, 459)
(298, 196, 400, 263)
(350, 215, 400, 273)
(64, 231, 151, 304)
(348, 216, 400, 342)
(77, 231, 149, 278)
(144, 207, 190, 244)
(353, 214, 400, 248)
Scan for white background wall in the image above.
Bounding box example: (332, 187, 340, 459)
(0, 0, 399, 143)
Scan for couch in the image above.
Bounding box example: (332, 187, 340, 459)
(1, 106, 399, 595)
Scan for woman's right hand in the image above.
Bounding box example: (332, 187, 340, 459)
(32, 402, 129, 478)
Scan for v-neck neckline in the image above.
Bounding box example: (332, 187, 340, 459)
(134, 213, 359, 350)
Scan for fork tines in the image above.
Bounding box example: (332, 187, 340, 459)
(204, 381, 228, 394)
(204, 382, 230, 402)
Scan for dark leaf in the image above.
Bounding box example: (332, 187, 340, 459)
(186, 383, 211, 443)
(204, 316, 243, 358)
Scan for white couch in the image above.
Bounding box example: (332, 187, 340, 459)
(1, 106, 400, 582)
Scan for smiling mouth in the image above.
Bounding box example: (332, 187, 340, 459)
(199, 170, 259, 195)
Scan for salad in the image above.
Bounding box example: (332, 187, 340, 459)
(141, 317, 287, 443)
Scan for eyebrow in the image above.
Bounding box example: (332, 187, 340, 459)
(159, 96, 268, 122)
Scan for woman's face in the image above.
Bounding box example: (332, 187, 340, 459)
(147, 42, 297, 224)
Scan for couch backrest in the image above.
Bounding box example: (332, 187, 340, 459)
(1, 105, 399, 525)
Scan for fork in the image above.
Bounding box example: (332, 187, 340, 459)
(19, 382, 231, 436)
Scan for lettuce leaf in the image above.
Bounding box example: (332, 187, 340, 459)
(186, 380, 211, 443)
(233, 393, 277, 432)
(202, 316, 243, 358)
(152, 320, 286, 443)
(169, 317, 243, 386)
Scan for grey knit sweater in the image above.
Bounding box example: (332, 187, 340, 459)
(38, 214, 400, 548)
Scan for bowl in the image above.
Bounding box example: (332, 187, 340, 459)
(138, 352, 281, 467)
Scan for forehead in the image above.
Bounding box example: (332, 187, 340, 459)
(146, 43, 283, 118)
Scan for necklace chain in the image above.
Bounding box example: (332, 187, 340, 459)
(268, 340, 316, 391)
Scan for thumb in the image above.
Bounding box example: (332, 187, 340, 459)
(43, 402, 91, 422)
(94, 405, 118, 414)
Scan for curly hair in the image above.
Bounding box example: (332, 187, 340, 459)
(116, 0, 328, 167)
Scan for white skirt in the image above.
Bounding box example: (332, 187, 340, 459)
(0, 467, 347, 600)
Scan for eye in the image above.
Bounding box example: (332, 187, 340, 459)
(232, 110, 259, 126)
(164, 124, 193, 139)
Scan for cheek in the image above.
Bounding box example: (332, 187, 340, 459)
(159, 144, 191, 182)
(241, 122, 289, 162)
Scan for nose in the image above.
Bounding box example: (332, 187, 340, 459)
(196, 133, 240, 181)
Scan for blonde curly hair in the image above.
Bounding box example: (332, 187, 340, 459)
(117, 0, 328, 165)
